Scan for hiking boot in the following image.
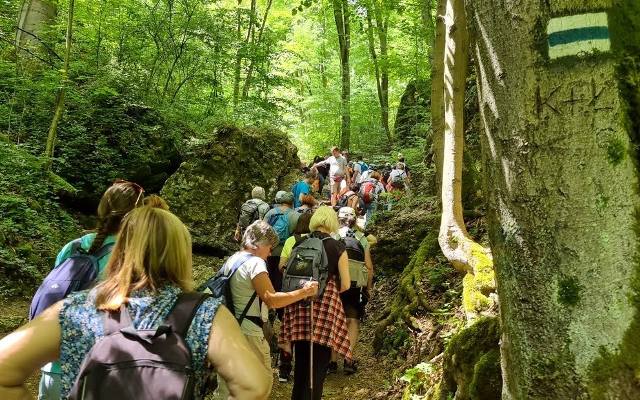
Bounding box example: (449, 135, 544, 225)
(278, 369, 290, 383)
(327, 361, 338, 374)
(343, 360, 358, 375)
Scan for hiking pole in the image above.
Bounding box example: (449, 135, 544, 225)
(309, 298, 314, 397)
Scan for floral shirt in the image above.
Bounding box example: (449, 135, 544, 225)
(58, 286, 222, 399)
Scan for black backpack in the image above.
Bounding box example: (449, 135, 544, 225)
(29, 241, 114, 320)
(68, 292, 209, 400)
(238, 199, 262, 231)
(342, 235, 365, 262)
(282, 234, 331, 298)
(197, 254, 260, 326)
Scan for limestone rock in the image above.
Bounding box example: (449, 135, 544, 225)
(161, 125, 300, 254)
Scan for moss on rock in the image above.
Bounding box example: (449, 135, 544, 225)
(161, 125, 300, 254)
(440, 317, 501, 400)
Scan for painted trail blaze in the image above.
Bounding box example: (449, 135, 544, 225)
(547, 12, 610, 60)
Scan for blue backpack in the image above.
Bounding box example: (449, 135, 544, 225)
(267, 208, 292, 245)
(197, 253, 257, 324)
(29, 240, 114, 320)
(357, 161, 369, 173)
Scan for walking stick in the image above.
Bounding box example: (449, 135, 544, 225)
(310, 299, 314, 397)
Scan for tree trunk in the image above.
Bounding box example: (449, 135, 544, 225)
(241, 0, 273, 100)
(430, 0, 445, 180)
(470, 0, 640, 398)
(366, 0, 392, 143)
(44, 0, 74, 169)
(332, 0, 350, 150)
(16, 0, 57, 67)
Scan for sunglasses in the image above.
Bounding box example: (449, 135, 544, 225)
(113, 179, 145, 206)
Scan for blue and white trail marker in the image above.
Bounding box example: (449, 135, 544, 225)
(547, 12, 610, 60)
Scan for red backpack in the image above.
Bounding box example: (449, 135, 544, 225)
(360, 181, 376, 204)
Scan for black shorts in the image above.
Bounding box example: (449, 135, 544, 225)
(340, 286, 367, 320)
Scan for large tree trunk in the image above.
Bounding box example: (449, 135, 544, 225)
(332, 0, 351, 150)
(43, 0, 74, 169)
(429, 0, 446, 180)
(15, 0, 57, 66)
(470, 0, 640, 398)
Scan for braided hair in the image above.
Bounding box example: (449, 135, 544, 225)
(88, 181, 144, 254)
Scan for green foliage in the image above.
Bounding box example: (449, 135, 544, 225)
(400, 362, 439, 399)
(0, 140, 79, 297)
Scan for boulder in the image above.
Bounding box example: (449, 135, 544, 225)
(161, 125, 300, 254)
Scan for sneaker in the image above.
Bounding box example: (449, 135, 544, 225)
(327, 361, 338, 374)
(278, 371, 289, 383)
(343, 360, 358, 375)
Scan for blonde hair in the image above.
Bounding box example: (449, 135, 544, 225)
(95, 206, 194, 311)
(309, 205, 339, 233)
(143, 194, 170, 210)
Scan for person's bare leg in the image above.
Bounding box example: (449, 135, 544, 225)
(346, 318, 359, 353)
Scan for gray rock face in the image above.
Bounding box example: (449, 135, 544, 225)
(161, 125, 300, 254)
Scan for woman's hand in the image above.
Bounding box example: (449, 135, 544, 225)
(302, 281, 319, 298)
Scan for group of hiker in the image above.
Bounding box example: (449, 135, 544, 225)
(0, 146, 405, 400)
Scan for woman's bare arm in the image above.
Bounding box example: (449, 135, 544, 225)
(338, 252, 351, 292)
(207, 305, 271, 400)
(0, 302, 62, 400)
(252, 272, 317, 309)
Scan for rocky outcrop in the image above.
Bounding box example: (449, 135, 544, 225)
(394, 80, 431, 145)
(161, 125, 300, 254)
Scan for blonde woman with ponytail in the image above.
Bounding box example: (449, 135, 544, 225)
(35, 179, 144, 399)
(0, 206, 271, 400)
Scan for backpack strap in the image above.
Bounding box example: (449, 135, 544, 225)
(237, 292, 258, 325)
(93, 242, 115, 260)
(165, 292, 210, 336)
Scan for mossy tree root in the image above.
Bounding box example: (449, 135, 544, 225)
(374, 231, 441, 351)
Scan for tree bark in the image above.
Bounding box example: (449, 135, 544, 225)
(366, 0, 392, 143)
(429, 0, 446, 177)
(241, 0, 273, 100)
(470, 0, 640, 398)
(44, 0, 74, 169)
(332, 0, 351, 150)
(16, 0, 57, 67)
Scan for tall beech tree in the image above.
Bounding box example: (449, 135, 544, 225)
(467, 1, 640, 398)
(332, 0, 351, 150)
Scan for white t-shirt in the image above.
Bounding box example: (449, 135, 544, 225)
(319, 155, 348, 178)
(358, 169, 373, 184)
(219, 251, 267, 336)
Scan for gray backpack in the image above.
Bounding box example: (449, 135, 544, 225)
(282, 235, 331, 298)
(69, 292, 209, 400)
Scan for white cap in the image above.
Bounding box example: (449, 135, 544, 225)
(338, 207, 356, 219)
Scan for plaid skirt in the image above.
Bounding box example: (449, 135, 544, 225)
(279, 279, 352, 361)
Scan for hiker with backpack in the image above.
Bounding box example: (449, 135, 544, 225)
(359, 171, 386, 228)
(312, 147, 350, 207)
(336, 183, 361, 212)
(387, 162, 410, 192)
(0, 206, 271, 400)
(235, 186, 272, 242)
(292, 171, 317, 209)
(276, 212, 314, 383)
(296, 194, 317, 214)
(263, 191, 299, 291)
(279, 205, 352, 400)
(334, 207, 374, 374)
(311, 156, 329, 196)
(212, 220, 319, 399)
(28, 179, 144, 400)
(351, 155, 368, 185)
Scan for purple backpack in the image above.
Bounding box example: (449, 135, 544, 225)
(29, 240, 114, 320)
(68, 292, 209, 400)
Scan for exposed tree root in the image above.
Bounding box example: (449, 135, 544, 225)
(373, 230, 441, 351)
